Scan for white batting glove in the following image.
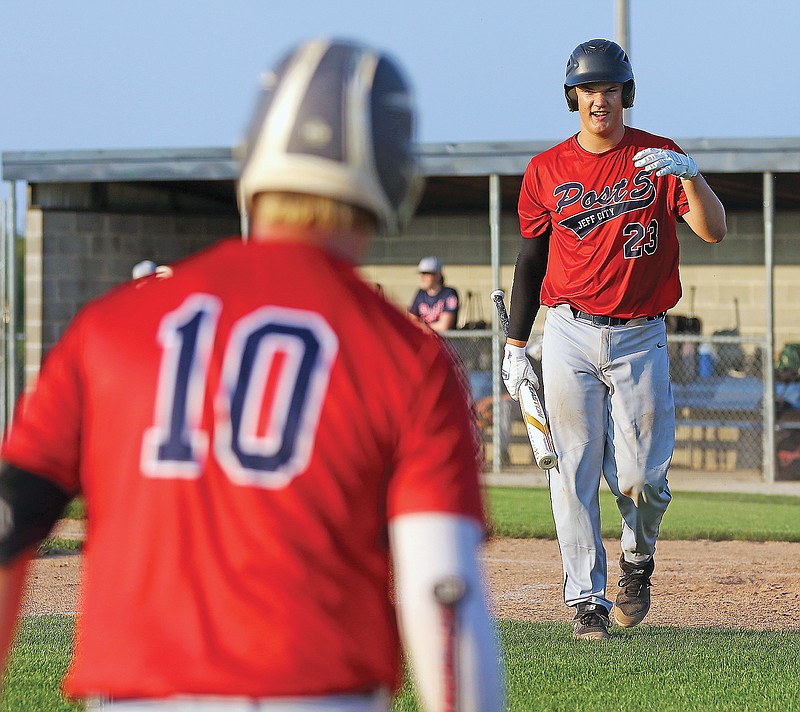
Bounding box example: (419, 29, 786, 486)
(633, 147, 698, 179)
(502, 344, 539, 400)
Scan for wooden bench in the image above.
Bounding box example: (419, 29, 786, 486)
(673, 416, 762, 471)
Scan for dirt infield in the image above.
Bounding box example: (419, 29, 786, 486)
(21, 525, 800, 630)
(485, 537, 800, 630)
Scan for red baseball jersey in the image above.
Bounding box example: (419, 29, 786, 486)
(518, 127, 691, 318)
(2, 238, 485, 700)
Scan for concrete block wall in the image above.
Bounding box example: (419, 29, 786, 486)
(362, 209, 800, 352)
(367, 213, 521, 266)
(23, 196, 800, 386)
(34, 209, 238, 357)
(360, 262, 800, 349)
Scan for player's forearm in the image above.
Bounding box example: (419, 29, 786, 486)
(682, 174, 727, 243)
(390, 513, 504, 712)
(508, 235, 549, 342)
(0, 463, 72, 684)
(0, 464, 73, 564)
(0, 552, 32, 683)
(429, 312, 456, 332)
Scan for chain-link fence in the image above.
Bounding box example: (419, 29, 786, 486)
(669, 334, 767, 473)
(443, 326, 795, 478)
(775, 343, 800, 481)
(445, 328, 533, 472)
(1, 262, 796, 480)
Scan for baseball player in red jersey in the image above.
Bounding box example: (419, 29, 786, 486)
(503, 39, 726, 640)
(0, 39, 504, 710)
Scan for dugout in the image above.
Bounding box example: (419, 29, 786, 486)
(3, 137, 800, 480)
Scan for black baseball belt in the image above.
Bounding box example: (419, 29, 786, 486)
(569, 306, 665, 327)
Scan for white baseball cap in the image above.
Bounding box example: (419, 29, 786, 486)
(132, 260, 157, 279)
(418, 256, 442, 273)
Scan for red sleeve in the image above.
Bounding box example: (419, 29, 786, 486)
(668, 140, 691, 218)
(387, 337, 485, 529)
(518, 159, 552, 239)
(675, 183, 690, 218)
(1, 315, 85, 493)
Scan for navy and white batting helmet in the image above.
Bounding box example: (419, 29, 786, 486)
(564, 38, 635, 112)
(238, 38, 423, 233)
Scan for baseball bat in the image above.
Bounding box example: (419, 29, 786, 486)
(490, 289, 558, 470)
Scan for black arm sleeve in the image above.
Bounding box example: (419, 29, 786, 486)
(508, 234, 550, 342)
(0, 463, 73, 564)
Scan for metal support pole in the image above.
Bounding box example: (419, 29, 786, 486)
(763, 172, 776, 483)
(0, 199, 6, 433)
(490, 174, 501, 296)
(615, 0, 630, 50)
(239, 207, 249, 240)
(616, 0, 632, 126)
(6, 181, 18, 429)
(489, 174, 502, 472)
(8, 182, 17, 403)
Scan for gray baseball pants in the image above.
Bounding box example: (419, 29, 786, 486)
(541, 304, 674, 612)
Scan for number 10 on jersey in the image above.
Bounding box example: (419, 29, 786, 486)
(140, 294, 339, 489)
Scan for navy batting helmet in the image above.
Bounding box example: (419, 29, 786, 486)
(564, 38, 635, 112)
(238, 38, 423, 232)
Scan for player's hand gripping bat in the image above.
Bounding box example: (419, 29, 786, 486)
(491, 290, 558, 470)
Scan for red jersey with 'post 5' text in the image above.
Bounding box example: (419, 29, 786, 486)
(518, 127, 691, 318)
(1, 238, 485, 701)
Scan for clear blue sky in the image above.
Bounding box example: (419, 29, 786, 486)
(1, 1, 797, 154)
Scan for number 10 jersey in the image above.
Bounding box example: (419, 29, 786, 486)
(2, 238, 485, 701)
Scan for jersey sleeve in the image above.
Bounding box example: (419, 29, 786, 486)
(518, 159, 552, 239)
(443, 288, 459, 313)
(668, 140, 691, 218)
(408, 289, 423, 316)
(1, 314, 85, 494)
(387, 337, 485, 528)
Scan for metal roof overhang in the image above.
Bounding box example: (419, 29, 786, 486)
(3, 137, 800, 211)
(1, 147, 240, 183)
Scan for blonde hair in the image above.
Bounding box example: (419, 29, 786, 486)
(250, 192, 378, 234)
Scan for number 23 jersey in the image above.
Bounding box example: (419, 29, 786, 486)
(518, 127, 691, 318)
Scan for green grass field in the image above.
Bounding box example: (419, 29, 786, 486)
(394, 623, 800, 711)
(488, 486, 800, 541)
(3, 488, 799, 711)
(2, 617, 79, 712)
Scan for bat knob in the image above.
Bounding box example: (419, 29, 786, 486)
(490, 289, 505, 301)
(433, 575, 467, 607)
(538, 454, 558, 470)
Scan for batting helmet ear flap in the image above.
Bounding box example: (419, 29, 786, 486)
(565, 86, 578, 112)
(622, 79, 635, 109)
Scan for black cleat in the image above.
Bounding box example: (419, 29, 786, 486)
(572, 602, 611, 640)
(613, 555, 655, 627)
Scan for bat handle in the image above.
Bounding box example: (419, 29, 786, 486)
(490, 289, 510, 337)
